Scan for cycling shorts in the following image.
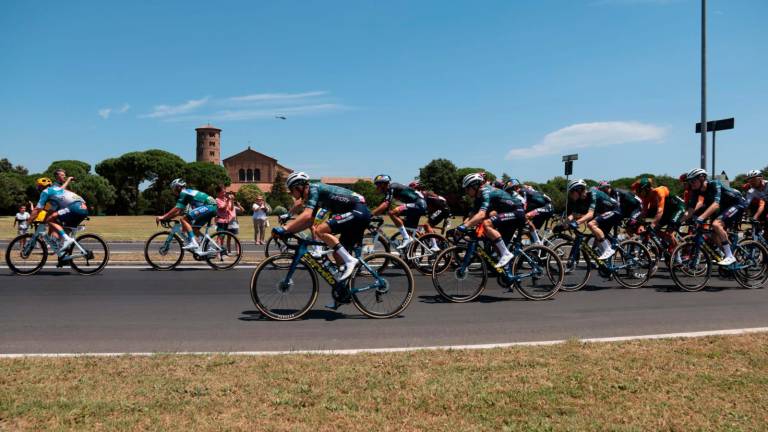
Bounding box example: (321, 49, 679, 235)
(526, 203, 554, 229)
(428, 208, 451, 228)
(186, 204, 217, 227)
(326, 203, 372, 250)
(717, 204, 746, 229)
(489, 209, 526, 242)
(56, 202, 89, 228)
(594, 210, 623, 233)
(395, 198, 427, 229)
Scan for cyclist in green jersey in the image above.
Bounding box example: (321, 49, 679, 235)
(372, 174, 428, 250)
(273, 172, 371, 281)
(156, 178, 218, 252)
(566, 179, 622, 260)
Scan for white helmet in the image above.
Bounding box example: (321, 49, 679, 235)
(567, 179, 587, 192)
(745, 169, 763, 180)
(686, 168, 707, 181)
(462, 173, 485, 189)
(170, 178, 186, 189)
(286, 171, 310, 189)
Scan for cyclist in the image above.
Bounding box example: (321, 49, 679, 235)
(372, 175, 427, 250)
(274, 172, 370, 282)
(744, 170, 767, 235)
(156, 179, 217, 252)
(28, 177, 89, 255)
(632, 177, 686, 232)
(566, 179, 622, 260)
(681, 168, 747, 266)
(504, 179, 554, 245)
(597, 181, 643, 236)
(458, 173, 524, 269)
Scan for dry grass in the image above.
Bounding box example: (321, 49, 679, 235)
(2, 334, 768, 431)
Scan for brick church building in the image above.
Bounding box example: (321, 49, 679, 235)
(195, 124, 366, 193)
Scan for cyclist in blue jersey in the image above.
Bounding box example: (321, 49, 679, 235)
(273, 172, 371, 281)
(681, 168, 747, 266)
(458, 173, 524, 269)
(156, 179, 218, 252)
(372, 175, 427, 250)
(566, 179, 622, 260)
(28, 175, 90, 255)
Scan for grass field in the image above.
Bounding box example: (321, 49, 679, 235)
(2, 333, 767, 431)
(0, 215, 462, 242)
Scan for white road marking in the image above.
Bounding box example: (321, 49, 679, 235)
(2, 327, 767, 358)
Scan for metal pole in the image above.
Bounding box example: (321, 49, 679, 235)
(700, 0, 707, 169)
(711, 129, 716, 177)
(564, 174, 569, 219)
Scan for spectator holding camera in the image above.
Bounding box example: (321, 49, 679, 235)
(252, 196, 271, 244)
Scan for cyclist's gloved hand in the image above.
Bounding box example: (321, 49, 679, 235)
(272, 227, 287, 238)
(278, 214, 290, 223)
(456, 224, 469, 234)
(695, 217, 706, 226)
(569, 221, 579, 230)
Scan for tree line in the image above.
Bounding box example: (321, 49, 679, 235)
(1, 154, 765, 216)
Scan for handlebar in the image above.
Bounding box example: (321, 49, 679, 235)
(274, 231, 325, 249)
(158, 219, 181, 229)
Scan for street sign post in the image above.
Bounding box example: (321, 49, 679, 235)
(696, 117, 734, 177)
(562, 154, 578, 217)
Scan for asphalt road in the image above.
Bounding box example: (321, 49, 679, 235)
(0, 241, 268, 254)
(1, 267, 766, 354)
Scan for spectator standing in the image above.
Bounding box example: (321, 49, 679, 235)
(252, 196, 271, 244)
(215, 186, 234, 246)
(227, 191, 244, 236)
(13, 204, 32, 249)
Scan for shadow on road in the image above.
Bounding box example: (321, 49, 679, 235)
(239, 309, 363, 322)
(417, 294, 526, 304)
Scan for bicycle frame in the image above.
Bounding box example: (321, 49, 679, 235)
(458, 235, 544, 284)
(24, 223, 91, 261)
(567, 230, 635, 274)
(160, 220, 221, 257)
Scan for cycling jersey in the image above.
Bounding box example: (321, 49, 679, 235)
(611, 189, 642, 219)
(304, 183, 366, 214)
(567, 188, 618, 216)
(746, 180, 767, 205)
(472, 185, 524, 214)
(36, 185, 85, 211)
(642, 186, 686, 227)
(174, 188, 216, 209)
(520, 187, 552, 211)
(424, 192, 448, 212)
(686, 180, 745, 211)
(383, 183, 422, 205)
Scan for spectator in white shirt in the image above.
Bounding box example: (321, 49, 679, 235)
(252, 197, 271, 244)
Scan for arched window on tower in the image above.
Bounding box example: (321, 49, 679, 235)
(238, 169, 245, 182)
(254, 169, 261, 182)
(246, 169, 253, 182)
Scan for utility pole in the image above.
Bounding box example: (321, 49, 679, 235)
(700, 0, 707, 169)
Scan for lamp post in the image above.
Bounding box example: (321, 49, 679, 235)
(700, 0, 707, 170)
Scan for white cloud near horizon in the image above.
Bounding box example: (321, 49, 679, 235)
(506, 121, 666, 160)
(227, 91, 328, 102)
(140, 97, 210, 118)
(98, 103, 131, 119)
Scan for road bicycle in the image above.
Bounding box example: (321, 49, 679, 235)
(250, 233, 414, 320)
(669, 222, 768, 291)
(5, 219, 109, 275)
(632, 222, 685, 274)
(552, 224, 653, 291)
(430, 227, 563, 302)
(144, 220, 242, 270)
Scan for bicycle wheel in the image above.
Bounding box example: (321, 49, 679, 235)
(5, 234, 48, 275)
(669, 240, 711, 292)
(552, 241, 591, 292)
(350, 253, 414, 318)
(250, 254, 319, 320)
(511, 244, 563, 300)
(202, 232, 242, 270)
(431, 245, 487, 302)
(406, 233, 449, 275)
(637, 235, 661, 276)
(733, 240, 768, 289)
(612, 240, 653, 288)
(69, 234, 109, 275)
(144, 231, 184, 270)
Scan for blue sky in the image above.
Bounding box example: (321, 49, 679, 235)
(1, 0, 766, 183)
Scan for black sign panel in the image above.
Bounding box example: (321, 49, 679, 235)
(564, 160, 573, 176)
(696, 117, 735, 133)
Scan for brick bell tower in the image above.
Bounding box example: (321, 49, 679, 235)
(195, 124, 222, 164)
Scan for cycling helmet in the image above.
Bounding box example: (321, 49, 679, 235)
(492, 180, 506, 189)
(170, 178, 186, 189)
(678, 173, 687, 183)
(286, 171, 310, 189)
(508, 178, 521, 188)
(462, 173, 485, 189)
(408, 180, 421, 189)
(36, 177, 52, 189)
(637, 177, 654, 191)
(567, 179, 587, 192)
(597, 180, 611, 191)
(745, 169, 763, 180)
(686, 168, 707, 181)
(374, 174, 391, 185)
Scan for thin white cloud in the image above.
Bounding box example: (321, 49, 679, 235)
(506, 121, 666, 160)
(98, 103, 131, 119)
(227, 91, 328, 102)
(140, 97, 210, 118)
(592, 0, 681, 5)
(166, 104, 347, 122)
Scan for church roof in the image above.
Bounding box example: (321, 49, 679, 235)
(223, 146, 277, 163)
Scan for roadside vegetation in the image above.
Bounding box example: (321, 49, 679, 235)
(2, 333, 767, 431)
